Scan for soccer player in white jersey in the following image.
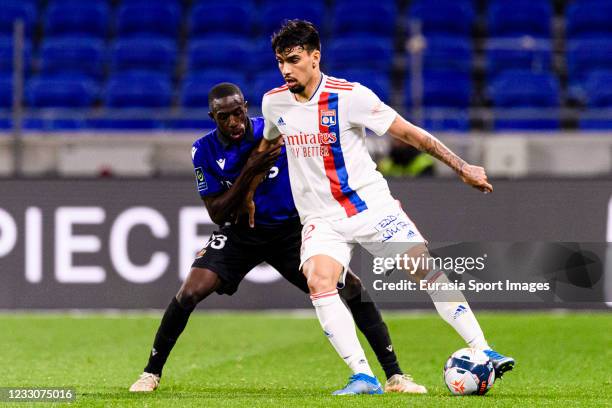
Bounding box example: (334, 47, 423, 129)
(255, 20, 515, 395)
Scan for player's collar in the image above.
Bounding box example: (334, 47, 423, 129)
(215, 118, 254, 148)
(292, 73, 325, 104)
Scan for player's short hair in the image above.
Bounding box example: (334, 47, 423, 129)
(271, 19, 321, 54)
(208, 82, 244, 111)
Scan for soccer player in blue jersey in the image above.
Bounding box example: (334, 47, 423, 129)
(129, 83, 424, 394)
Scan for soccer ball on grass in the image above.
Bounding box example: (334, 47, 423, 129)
(443, 347, 495, 395)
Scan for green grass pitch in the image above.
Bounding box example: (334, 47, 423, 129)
(2, 311, 611, 407)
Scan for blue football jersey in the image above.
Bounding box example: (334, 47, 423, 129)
(191, 117, 298, 226)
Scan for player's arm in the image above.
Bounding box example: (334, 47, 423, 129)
(386, 116, 493, 193)
(202, 143, 281, 225)
(239, 137, 284, 227)
(238, 96, 284, 227)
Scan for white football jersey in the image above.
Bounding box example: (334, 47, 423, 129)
(262, 73, 398, 222)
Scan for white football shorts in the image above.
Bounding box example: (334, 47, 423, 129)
(299, 199, 427, 281)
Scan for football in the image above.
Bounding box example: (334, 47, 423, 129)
(444, 348, 495, 396)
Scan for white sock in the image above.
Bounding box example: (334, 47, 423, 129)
(425, 271, 490, 350)
(311, 289, 374, 376)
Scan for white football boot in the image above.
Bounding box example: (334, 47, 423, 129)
(129, 372, 160, 392)
(384, 374, 428, 394)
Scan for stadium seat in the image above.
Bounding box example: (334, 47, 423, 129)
(187, 38, 251, 73)
(0, 0, 37, 37)
(259, 3, 325, 35)
(247, 70, 286, 104)
(249, 37, 276, 71)
(326, 37, 394, 72)
(420, 36, 473, 73)
(26, 75, 98, 108)
(111, 37, 177, 75)
(576, 69, 612, 131)
(566, 38, 612, 102)
(331, 69, 391, 103)
(423, 110, 470, 132)
(566, 0, 612, 38)
(45, 0, 110, 38)
(117, 1, 181, 39)
(87, 116, 165, 130)
(408, 0, 475, 37)
(105, 71, 172, 108)
(579, 71, 612, 128)
(190, 4, 254, 38)
(489, 70, 560, 129)
(489, 70, 559, 107)
(485, 37, 552, 78)
(332, 3, 396, 37)
(0, 73, 12, 108)
(567, 38, 612, 81)
(487, 0, 552, 38)
(0, 36, 32, 74)
(180, 70, 248, 108)
(40, 37, 105, 79)
(405, 71, 472, 108)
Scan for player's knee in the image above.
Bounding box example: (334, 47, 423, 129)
(176, 268, 219, 309)
(306, 270, 336, 294)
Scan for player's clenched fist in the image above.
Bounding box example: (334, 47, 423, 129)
(459, 164, 493, 193)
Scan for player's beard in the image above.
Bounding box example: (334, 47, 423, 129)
(288, 84, 305, 94)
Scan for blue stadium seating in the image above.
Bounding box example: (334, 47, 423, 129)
(332, 69, 391, 102)
(117, 1, 181, 39)
(0, 0, 37, 37)
(45, 0, 110, 38)
(40, 37, 105, 79)
(567, 38, 612, 102)
(332, 3, 396, 37)
(190, 4, 254, 38)
(486, 37, 552, 78)
(489, 70, 560, 129)
(26, 75, 98, 108)
(408, 0, 475, 37)
(188, 38, 251, 73)
(584, 70, 612, 108)
(0, 73, 12, 108)
(249, 38, 276, 71)
(405, 71, 472, 108)
(247, 70, 285, 104)
(490, 70, 559, 107)
(566, 0, 612, 38)
(578, 69, 612, 128)
(326, 37, 394, 71)
(487, 0, 552, 38)
(87, 116, 164, 130)
(111, 37, 177, 75)
(105, 71, 172, 108)
(420, 36, 473, 73)
(0, 36, 32, 74)
(180, 70, 248, 108)
(259, 3, 325, 35)
(423, 111, 470, 132)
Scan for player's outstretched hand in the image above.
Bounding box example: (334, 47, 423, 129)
(245, 142, 282, 176)
(459, 164, 493, 193)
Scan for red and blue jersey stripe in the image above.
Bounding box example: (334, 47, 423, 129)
(318, 91, 368, 217)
